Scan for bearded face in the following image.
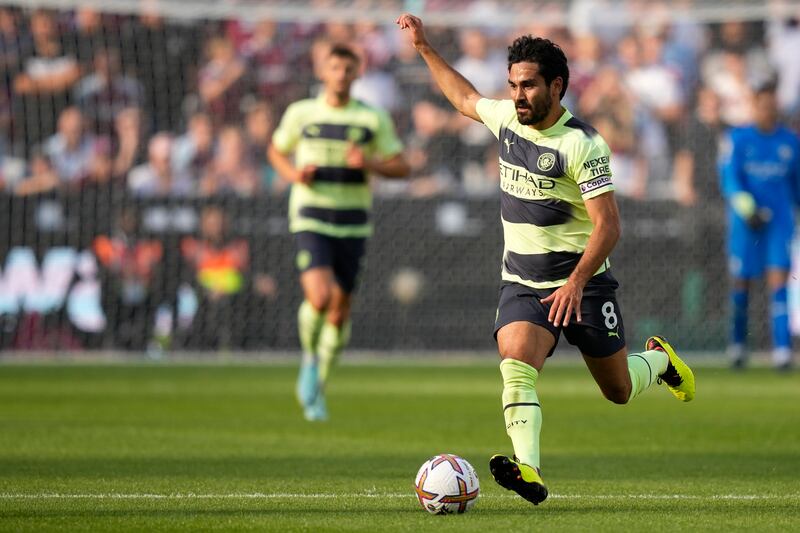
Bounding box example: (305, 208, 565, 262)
(516, 86, 553, 125)
(508, 61, 560, 127)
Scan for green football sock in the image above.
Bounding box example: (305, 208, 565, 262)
(317, 320, 351, 386)
(298, 300, 325, 357)
(627, 349, 669, 401)
(500, 358, 542, 469)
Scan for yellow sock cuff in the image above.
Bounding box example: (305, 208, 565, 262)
(627, 349, 669, 401)
(500, 358, 539, 389)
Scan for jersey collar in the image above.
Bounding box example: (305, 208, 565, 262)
(317, 92, 356, 111)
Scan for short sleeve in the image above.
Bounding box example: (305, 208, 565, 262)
(372, 109, 403, 158)
(571, 136, 614, 199)
(271, 103, 301, 154)
(475, 98, 512, 139)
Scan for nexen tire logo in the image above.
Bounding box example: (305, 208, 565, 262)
(580, 175, 612, 194)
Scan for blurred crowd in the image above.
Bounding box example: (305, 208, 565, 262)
(0, 1, 799, 204)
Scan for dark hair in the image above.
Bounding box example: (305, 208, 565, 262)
(507, 35, 569, 99)
(329, 44, 360, 65)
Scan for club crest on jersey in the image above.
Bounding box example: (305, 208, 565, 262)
(347, 126, 366, 143)
(537, 152, 556, 172)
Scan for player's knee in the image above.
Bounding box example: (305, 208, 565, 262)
(498, 344, 529, 362)
(307, 290, 332, 312)
(602, 384, 631, 405)
(497, 337, 533, 361)
(327, 315, 347, 328)
(326, 306, 350, 328)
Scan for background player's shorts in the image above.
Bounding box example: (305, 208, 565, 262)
(294, 231, 366, 293)
(493, 271, 625, 358)
(728, 223, 792, 278)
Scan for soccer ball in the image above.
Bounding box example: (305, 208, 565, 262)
(414, 454, 480, 514)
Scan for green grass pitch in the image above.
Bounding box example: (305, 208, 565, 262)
(1, 359, 799, 531)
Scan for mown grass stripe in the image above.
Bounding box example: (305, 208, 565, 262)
(1, 493, 798, 500)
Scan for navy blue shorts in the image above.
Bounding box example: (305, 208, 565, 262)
(493, 271, 626, 358)
(294, 231, 366, 293)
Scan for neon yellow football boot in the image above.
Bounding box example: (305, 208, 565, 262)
(489, 454, 548, 505)
(646, 336, 695, 402)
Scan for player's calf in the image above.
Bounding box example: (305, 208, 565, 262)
(600, 383, 632, 405)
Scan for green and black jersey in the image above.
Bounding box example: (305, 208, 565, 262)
(272, 95, 404, 238)
(476, 98, 615, 290)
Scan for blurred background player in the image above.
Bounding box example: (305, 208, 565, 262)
(719, 77, 800, 371)
(180, 205, 250, 350)
(93, 206, 163, 350)
(397, 13, 695, 505)
(268, 44, 410, 421)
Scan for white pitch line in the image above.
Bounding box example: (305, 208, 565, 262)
(1, 493, 799, 501)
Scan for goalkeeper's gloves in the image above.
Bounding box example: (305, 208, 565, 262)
(731, 191, 772, 230)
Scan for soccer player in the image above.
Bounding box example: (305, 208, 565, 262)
(268, 44, 410, 421)
(719, 78, 800, 371)
(397, 14, 695, 505)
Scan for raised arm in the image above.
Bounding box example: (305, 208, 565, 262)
(396, 13, 483, 122)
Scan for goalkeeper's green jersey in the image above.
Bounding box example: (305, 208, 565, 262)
(476, 98, 615, 289)
(272, 95, 404, 238)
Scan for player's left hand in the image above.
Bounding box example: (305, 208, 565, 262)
(746, 207, 772, 230)
(540, 280, 583, 327)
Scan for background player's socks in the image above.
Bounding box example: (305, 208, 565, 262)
(731, 288, 748, 350)
(771, 287, 790, 362)
(627, 350, 669, 401)
(771, 286, 792, 369)
(500, 358, 542, 469)
(296, 300, 325, 408)
(298, 300, 325, 355)
(318, 320, 351, 386)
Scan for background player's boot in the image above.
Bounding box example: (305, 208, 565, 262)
(646, 336, 695, 402)
(489, 454, 548, 505)
(728, 344, 748, 371)
(773, 348, 794, 373)
(304, 388, 328, 422)
(296, 354, 319, 409)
